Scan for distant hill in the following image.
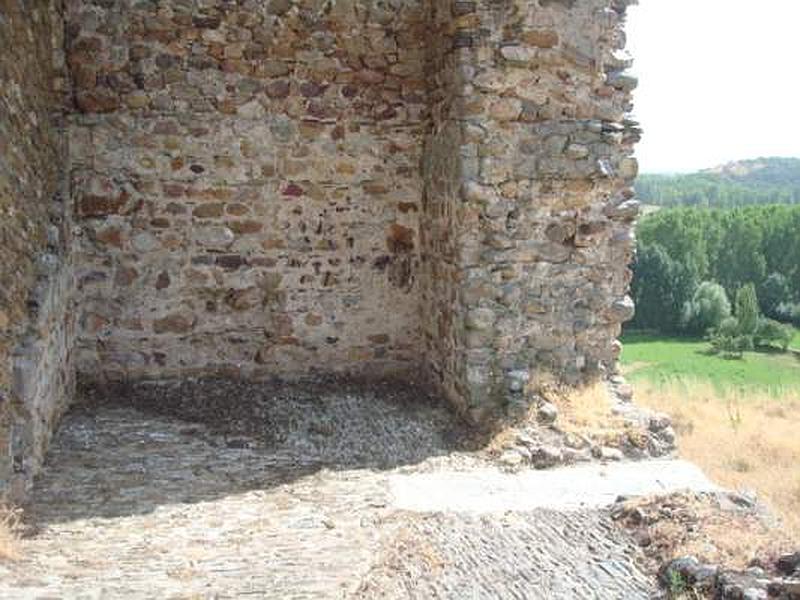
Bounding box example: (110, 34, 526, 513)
(635, 157, 800, 207)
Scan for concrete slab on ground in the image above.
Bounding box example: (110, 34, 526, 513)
(389, 459, 718, 514)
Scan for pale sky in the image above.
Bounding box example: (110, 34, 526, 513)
(626, 0, 800, 173)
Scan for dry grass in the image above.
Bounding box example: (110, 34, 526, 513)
(487, 379, 632, 452)
(633, 381, 800, 540)
(555, 381, 620, 431)
(677, 504, 794, 569)
(551, 381, 650, 449)
(0, 505, 22, 561)
(617, 492, 796, 574)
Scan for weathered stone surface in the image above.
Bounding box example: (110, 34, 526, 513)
(0, 0, 76, 502)
(421, 0, 639, 423)
(1, 0, 641, 495)
(0, 384, 674, 598)
(66, 0, 429, 383)
(537, 401, 559, 425)
(660, 554, 800, 600)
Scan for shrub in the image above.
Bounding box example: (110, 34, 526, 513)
(707, 316, 750, 357)
(708, 333, 749, 358)
(754, 317, 793, 351)
(716, 316, 740, 337)
(776, 302, 800, 327)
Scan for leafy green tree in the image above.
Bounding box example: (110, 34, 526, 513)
(761, 206, 800, 277)
(638, 209, 711, 282)
(734, 283, 760, 337)
(776, 302, 800, 327)
(630, 243, 696, 332)
(681, 281, 731, 334)
(759, 273, 792, 318)
(629, 204, 800, 335)
(793, 264, 800, 300)
(714, 212, 767, 295)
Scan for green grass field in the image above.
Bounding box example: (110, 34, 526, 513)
(620, 330, 800, 392)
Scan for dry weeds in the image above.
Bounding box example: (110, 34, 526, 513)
(0, 505, 22, 561)
(549, 381, 650, 450)
(633, 381, 800, 539)
(487, 379, 631, 453)
(615, 492, 796, 574)
(555, 381, 620, 430)
(489, 377, 653, 450)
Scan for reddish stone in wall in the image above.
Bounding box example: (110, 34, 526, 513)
(387, 224, 415, 254)
(78, 192, 128, 218)
(283, 183, 304, 198)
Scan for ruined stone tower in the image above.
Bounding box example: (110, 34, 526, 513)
(0, 0, 639, 499)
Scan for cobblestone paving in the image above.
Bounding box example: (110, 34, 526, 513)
(0, 383, 665, 599)
(357, 511, 654, 599)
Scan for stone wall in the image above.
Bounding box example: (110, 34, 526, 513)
(66, 0, 429, 381)
(422, 0, 640, 422)
(0, 0, 640, 498)
(64, 0, 638, 418)
(0, 0, 75, 501)
(420, 1, 477, 420)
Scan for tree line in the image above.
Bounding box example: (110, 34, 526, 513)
(636, 174, 800, 208)
(635, 158, 800, 208)
(629, 205, 800, 345)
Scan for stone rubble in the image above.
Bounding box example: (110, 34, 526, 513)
(659, 555, 800, 600)
(494, 374, 677, 470)
(613, 492, 800, 600)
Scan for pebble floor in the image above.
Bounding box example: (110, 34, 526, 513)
(0, 382, 681, 599)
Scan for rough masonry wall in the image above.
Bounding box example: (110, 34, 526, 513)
(65, 0, 640, 420)
(0, 0, 640, 498)
(66, 0, 429, 381)
(0, 0, 640, 449)
(422, 0, 640, 423)
(0, 0, 75, 500)
(420, 1, 475, 420)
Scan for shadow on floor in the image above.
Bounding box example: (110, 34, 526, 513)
(25, 376, 488, 528)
